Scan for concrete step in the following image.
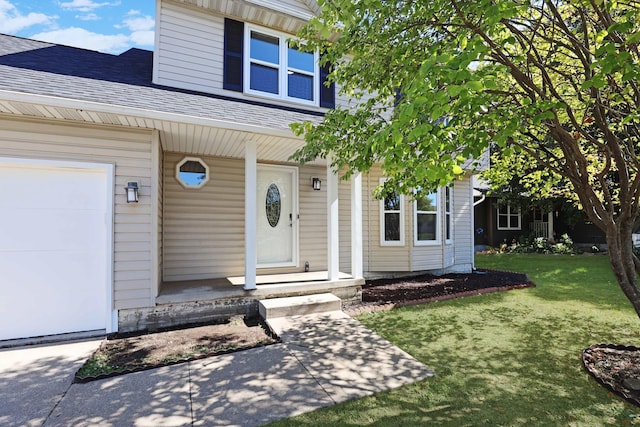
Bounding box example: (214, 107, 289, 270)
(258, 293, 342, 320)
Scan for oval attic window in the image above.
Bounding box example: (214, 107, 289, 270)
(176, 157, 209, 189)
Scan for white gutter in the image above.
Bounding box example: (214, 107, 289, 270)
(0, 89, 299, 139)
(473, 193, 486, 207)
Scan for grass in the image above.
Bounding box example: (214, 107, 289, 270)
(268, 254, 640, 426)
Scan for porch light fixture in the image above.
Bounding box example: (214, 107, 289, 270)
(312, 177, 321, 191)
(125, 181, 139, 203)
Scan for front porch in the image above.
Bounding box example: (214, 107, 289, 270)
(118, 272, 364, 333)
(157, 271, 363, 305)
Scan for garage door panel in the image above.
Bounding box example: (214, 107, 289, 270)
(0, 165, 106, 210)
(0, 160, 111, 341)
(0, 209, 105, 252)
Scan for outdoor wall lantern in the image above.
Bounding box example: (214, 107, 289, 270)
(312, 177, 321, 191)
(125, 181, 139, 203)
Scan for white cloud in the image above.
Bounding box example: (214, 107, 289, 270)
(76, 13, 100, 21)
(122, 15, 154, 32)
(0, 0, 56, 33)
(129, 30, 154, 47)
(30, 27, 129, 54)
(58, 0, 121, 13)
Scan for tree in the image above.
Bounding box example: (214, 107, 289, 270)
(290, 0, 640, 318)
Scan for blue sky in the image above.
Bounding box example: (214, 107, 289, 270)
(0, 0, 155, 54)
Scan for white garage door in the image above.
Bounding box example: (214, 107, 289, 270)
(0, 159, 113, 341)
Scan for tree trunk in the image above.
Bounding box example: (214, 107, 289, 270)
(604, 222, 640, 320)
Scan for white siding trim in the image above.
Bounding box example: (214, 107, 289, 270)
(327, 158, 339, 280)
(245, 141, 257, 290)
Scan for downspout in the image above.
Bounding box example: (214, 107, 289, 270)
(473, 193, 486, 207)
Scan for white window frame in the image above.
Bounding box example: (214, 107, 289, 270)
(414, 189, 441, 246)
(379, 178, 405, 246)
(244, 24, 319, 106)
(497, 202, 521, 230)
(176, 157, 209, 189)
(445, 186, 453, 243)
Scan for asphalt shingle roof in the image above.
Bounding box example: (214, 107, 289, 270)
(0, 34, 323, 132)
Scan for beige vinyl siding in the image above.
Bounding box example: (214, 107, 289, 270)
(363, 167, 410, 272)
(0, 117, 155, 310)
(452, 176, 473, 271)
(296, 165, 327, 273)
(163, 154, 328, 281)
(163, 153, 245, 281)
(155, 2, 223, 94)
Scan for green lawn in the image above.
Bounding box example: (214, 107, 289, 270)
(269, 254, 640, 426)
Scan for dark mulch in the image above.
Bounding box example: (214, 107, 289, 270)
(583, 344, 640, 407)
(344, 268, 533, 315)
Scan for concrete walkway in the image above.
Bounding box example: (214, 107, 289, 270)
(0, 312, 434, 427)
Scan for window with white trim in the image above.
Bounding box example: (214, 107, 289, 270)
(415, 190, 439, 244)
(244, 25, 319, 105)
(497, 203, 521, 230)
(380, 180, 404, 246)
(445, 186, 453, 242)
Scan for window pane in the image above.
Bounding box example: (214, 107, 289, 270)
(288, 72, 313, 100)
(445, 188, 451, 212)
(178, 160, 207, 187)
(498, 205, 508, 215)
(250, 63, 279, 94)
(265, 183, 281, 228)
(384, 192, 400, 211)
(417, 213, 436, 241)
(417, 193, 437, 211)
(250, 31, 279, 64)
(446, 215, 451, 240)
(288, 46, 314, 72)
(509, 215, 519, 229)
(384, 213, 400, 241)
(498, 215, 508, 228)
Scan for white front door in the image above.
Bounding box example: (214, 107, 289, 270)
(257, 165, 298, 267)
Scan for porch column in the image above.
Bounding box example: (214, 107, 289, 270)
(547, 211, 554, 241)
(327, 158, 340, 281)
(244, 140, 257, 290)
(350, 172, 363, 279)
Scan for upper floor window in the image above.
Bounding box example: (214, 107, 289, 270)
(497, 203, 521, 230)
(246, 27, 317, 104)
(380, 179, 405, 246)
(223, 18, 335, 108)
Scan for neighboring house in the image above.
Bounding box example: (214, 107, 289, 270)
(0, 0, 475, 342)
(473, 177, 605, 248)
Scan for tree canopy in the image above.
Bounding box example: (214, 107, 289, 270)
(291, 0, 640, 317)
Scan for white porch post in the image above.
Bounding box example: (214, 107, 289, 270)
(244, 140, 257, 290)
(547, 211, 554, 241)
(327, 158, 340, 281)
(350, 172, 363, 279)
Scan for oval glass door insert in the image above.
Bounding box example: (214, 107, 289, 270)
(265, 183, 281, 227)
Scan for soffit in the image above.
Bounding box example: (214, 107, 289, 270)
(170, 0, 318, 33)
(0, 99, 322, 165)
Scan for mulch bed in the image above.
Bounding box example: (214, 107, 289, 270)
(344, 269, 534, 315)
(583, 344, 640, 407)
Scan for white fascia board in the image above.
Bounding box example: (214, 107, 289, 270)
(246, 0, 316, 21)
(0, 89, 298, 139)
